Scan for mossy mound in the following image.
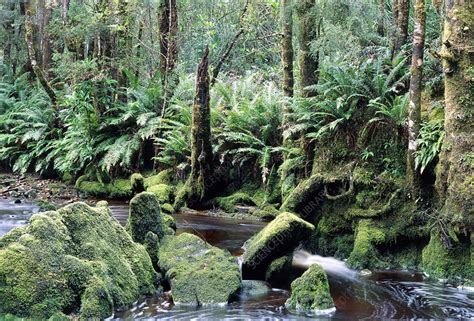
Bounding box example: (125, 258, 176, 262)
(347, 219, 386, 270)
(0, 202, 158, 319)
(147, 184, 174, 204)
(144, 169, 174, 189)
(249, 205, 281, 220)
(422, 230, 473, 281)
(242, 212, 314, 279)
(210, 192, 260, 212)
(126, 192, 166, 243)
(75, 177, 132, 199)
(161, 203, 175, 214)
(285, 264, 335, 315)
(130, 173, 145, 194)
(158, 233, 241, 305)
(265, 255, 293, 285)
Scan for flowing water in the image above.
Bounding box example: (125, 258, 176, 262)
(1, 199, 473, 320)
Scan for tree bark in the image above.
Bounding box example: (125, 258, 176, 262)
(395, 0, 410, 52)
(25, 9, 57, 106)
(160, 0, 178, 116)
(435, 0, 474, 226)
(2, 2, 16, 70)
(281, 0, 294, 98)
(187, 47, 213, 205)
(407, 0, 426, 199)
(378, 0, 385, 36)
(297, 0, 319, 98)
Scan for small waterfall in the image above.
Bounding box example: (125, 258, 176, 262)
(292, 250, 357, 279)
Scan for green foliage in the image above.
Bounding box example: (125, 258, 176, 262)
(415, 117, 445, 173)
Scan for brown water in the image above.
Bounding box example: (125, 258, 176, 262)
(1, 199, 473, 320)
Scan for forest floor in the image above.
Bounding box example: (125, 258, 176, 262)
(0, 172, 81, 207)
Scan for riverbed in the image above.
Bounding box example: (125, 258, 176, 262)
(0, 199, 473, 320)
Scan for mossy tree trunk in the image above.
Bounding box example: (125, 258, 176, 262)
(159, 0, 178, 116)
(435, 0, 474, 227)
(297, 0, 319, 98)
(407, 0, 426, 198)
(378, 0, 385, 37)
(25, 6, 57, 106)
(188, 47, 213, 205)
(281, 0, 294, 98)
(393, 0, 410, 53)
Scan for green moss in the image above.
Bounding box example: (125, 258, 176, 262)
(158, 233, 241, 305)
(211, 192, 257, 212)
(126, 192, 165, 243)
(76, 179, 132, 199)
(144, 169, 174, 189)
(0, 202, 157, 319)
(347, 219, 386, 270)
(280, 174, 325, 213)
(37, 200, 57, 212)
(130, 173, 145, 194)
(422, 230, 473, 281)
(240, 280, 270, 298)
(163, 214, 176, 232)
(242, 212, 314, 279)
(249, 205, 281, 220)
(147, 184, 174, 204)
(285, 264, 335, 314)
(161, 203, 175, 214)
(265, 255, 292, 284)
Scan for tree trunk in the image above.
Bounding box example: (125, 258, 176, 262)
(378, 0, 385, 36)
(407, 0, 426, 199)
(435, 0, 473, 226)
(25, 8, 57, 106)
(281, 0, 294, 98)
(160, 0, 179, 116)
(2, 2, 16, 69)
(297, 0, 319, 98)
(395, 0, 409, 52)
(181, 47, 213, 207)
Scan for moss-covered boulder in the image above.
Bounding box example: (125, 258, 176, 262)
(285, 264, 335, 315)
(242, 212, 314, 279)
(0, 202, 158, 319)
(347, 219, 386, 270)
(422, 229, 473, 281)
(126, 192, 165, 243)
(144, 169, 174, 189)
(75, 177, 132, 199)
(147, 184, 174, 204)
(240, 280, 271, 298)
(130, 173, 145, 194)
(265, 255, 293, 285)
(158, 233, 241, 305)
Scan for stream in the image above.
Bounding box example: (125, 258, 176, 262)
(0, 199, 473, 320)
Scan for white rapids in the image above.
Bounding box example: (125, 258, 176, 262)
(292, 250, 358, 279)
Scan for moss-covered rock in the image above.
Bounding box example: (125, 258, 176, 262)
(285, 264, 335, 315)
(211, 192, 259, 212)
(422, 229, 473, 281)
(347, 219, 386, 270)
(144, 169, 174, 189)
(265, 255, 293, 285)
(158, 233, 241, 305)
(242, 212, 314, 279)
(130, 173, 145, 194)
(161, 203, 175, 214)
(147, 184, 174, 204)
(249, 205, 281, 220)
(126, 192, 165, 243)
(75, 178, 132, 199)
(0, 202, 157, 319)
(163, 214, 177, 232)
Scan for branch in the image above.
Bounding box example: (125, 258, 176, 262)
(210, 0, 250, 87)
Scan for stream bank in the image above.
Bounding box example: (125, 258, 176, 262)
(0, 198, 472, 320)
